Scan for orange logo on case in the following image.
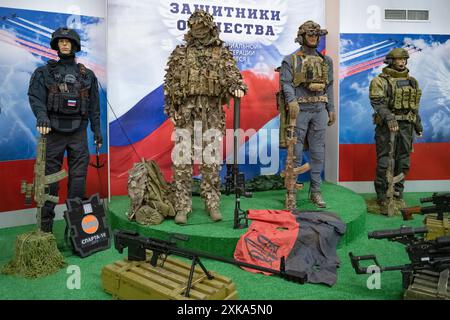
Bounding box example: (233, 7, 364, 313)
(81, 215, 99, 234)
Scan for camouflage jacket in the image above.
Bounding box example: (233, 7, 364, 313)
(370, 67, 422, 128)
(163, 44, 247, 120)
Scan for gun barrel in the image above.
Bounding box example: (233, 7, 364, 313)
(420, 196, 433, 204)
(368, 226, 428, 240)
(114, 230, 307, 283)
(421, 193, 450, 204)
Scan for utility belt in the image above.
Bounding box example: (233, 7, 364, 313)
(394, 113, 417, 122)
(297, 95, 328, 104)
(373, 111, 416, 125)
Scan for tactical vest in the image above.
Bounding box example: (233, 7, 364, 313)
(179, 46, 227, 97)
(292, 52, 329, 92)
(381, 74, 421, 112)
(45, 60, 90, 132)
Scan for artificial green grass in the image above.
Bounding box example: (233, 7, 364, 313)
(109, 182, 366, 257)
(0, 191, 432, 300)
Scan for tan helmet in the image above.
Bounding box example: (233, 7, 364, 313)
(384, 48, 410, 65)
(295, 20, 328, 45)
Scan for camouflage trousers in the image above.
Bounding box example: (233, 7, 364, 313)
(172, 96, 225, 215)
(374, 120, 414, 201)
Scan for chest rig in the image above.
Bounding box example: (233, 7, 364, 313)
(381, 73, 421, 114)
(292, 52, 329, 92)
(179, 46, 226, 97)
(45, 59, 90, 132)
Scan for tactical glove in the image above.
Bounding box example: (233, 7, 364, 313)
(37, 116, 51, 129)
(36, 115, 51, 134)
(387, 119, 399, 132)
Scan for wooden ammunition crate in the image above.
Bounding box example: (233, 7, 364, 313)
(102, 253, 238, 300)
(424, 214, 450, 241)
(404, 269, 449, 300)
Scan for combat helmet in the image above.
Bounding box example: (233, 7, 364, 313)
(295, 20, 328, 45)
(384, 48, 409, 65)
(50, 27, 81, 52)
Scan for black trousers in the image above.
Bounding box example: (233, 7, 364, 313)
(41, 130, 89, 231)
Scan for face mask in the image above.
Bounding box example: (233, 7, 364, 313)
(191, 23, 210, 39)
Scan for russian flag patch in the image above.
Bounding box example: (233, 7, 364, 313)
(67, 100, 77, 107)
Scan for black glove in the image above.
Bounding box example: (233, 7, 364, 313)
(387, 119, 399, 132)
(94, 129, 103, 146)
(36, 116, 51, 129)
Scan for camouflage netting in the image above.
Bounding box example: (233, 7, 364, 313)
(127, 160, 176, 225)
(1, 230, 66, 278)
(365, 198, 404, 216)
(244, 174, 285, 192)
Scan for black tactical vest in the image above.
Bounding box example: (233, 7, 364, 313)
(45, 60, 90, 133)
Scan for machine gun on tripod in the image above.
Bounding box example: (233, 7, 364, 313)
(349, 226, 450, 289)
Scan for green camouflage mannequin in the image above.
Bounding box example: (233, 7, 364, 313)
(369, 48, 423, 214)
(164, 10, 247, 224)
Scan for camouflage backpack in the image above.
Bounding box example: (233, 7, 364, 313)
(127, 160, 176, 225)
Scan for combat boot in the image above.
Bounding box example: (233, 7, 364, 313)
(175, 211, 189, 225)
(40, 219, 54, 233)
(310, 192, 326, 208)
(206, 204, 222, 222)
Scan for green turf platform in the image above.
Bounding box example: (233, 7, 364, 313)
(108, 182, 366, 257)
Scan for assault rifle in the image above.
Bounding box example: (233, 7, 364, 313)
(20, 136, 67, 231)
(385, 131, 404, 216)
(114, 230, 307, 297)
(349, 226, 450, 289)
(401, 192, 450, 221)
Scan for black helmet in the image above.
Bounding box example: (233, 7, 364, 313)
(50, 27, 81, 52)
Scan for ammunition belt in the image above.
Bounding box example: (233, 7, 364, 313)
(297, 95, 328, 104)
